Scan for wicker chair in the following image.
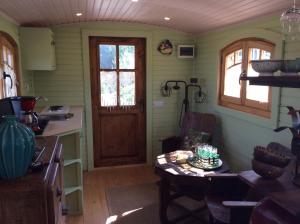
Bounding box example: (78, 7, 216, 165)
(161, 112, 217, 153)
(205, 173, 260, 224)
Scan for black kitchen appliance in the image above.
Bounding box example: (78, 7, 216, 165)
(0, 97, 22, 122)
(0, 96, 49, 135)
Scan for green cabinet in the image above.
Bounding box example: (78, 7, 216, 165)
(20, 27, 56, 70)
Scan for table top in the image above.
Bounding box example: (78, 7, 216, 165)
(155, 150, 229, 184)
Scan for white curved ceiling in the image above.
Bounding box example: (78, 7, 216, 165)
(0, 0, 295, 34)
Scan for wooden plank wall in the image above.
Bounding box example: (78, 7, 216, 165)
(33, 22, 194, 169)
(195, 16, 300, 171)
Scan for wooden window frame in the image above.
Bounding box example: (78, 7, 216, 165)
(0, 31, 20, 99)
(218, 38, 275, 118)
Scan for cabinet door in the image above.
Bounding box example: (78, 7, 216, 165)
(20, 27, 56, 70)
(47, 163, 63, 224)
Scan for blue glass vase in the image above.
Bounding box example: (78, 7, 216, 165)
(0, 115, 35, 179)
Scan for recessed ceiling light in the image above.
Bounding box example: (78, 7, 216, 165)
(76, 13, 83, 17)
(132, 0, 139, 2)
(164, 17, 171, 21)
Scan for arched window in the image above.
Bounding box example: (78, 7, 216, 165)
(219, 38, 274, 118)
(0, 32, 19, 99)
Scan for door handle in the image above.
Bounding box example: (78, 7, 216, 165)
(3, 71, 13, 89)
(139, 98, 145, 113)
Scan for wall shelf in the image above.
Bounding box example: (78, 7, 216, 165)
(60, 131, 83, 215)
(65, 186, 82, 195)
(240, 76, 300, 88)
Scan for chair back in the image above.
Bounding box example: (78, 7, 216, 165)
(180, 112, 217, 137)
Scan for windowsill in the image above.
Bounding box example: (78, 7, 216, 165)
(215, 104, 278, 130)
(219, 101, 271, 119)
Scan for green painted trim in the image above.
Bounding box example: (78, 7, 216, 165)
(211, 28, 283, 129)
(64, 159, 82, 166)
(82, 29, 153, 171)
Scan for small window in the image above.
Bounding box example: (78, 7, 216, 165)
(0, 32, 19, 99)
(219, 38, 274, 118)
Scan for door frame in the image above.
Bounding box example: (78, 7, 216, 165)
(82, 30, 153, 171)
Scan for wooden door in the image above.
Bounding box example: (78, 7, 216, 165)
(89, 37, 146, 167)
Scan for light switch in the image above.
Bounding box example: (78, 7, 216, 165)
(153, 100, 165, 108)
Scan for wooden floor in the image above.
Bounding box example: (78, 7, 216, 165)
(65, 165, 159, 224)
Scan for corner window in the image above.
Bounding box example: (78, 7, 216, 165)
(0, 32, 19, 99)
(219, 38, 274, 118)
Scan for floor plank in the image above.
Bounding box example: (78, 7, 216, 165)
(66, 165, 159, 224)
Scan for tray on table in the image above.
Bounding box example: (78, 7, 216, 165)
(187, 156, 222, 170)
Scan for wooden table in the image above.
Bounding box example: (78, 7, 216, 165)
(155, 151, 229, 223)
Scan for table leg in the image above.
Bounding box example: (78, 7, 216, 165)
(159, 178, 171, 224)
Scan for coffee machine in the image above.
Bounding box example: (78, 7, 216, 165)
(20, 96, 41, 132)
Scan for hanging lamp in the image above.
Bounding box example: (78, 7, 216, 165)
(280, 0, 300, 40)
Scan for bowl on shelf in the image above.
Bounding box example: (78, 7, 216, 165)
(250, 60, 282, 76)
(280, 60, 300, 76)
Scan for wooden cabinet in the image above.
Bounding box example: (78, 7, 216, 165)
(41, 107, 84, 215)
(0, 136, 65, 224)
(20, 27, 56, 70)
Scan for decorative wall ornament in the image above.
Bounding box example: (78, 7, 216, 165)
(157, 40, 173, 55)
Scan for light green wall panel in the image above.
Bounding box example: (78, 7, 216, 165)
(0, 15, 34, 96)
(33, 21, 195, 170)
(195, 16, 300, 171)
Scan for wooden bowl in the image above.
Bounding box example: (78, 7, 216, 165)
(252, 159, 285, 179)
(253, 145, 291, 168)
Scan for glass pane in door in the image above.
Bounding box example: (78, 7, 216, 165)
(119, 72, 135, 106)
(119, 45, 135, 69)
(99, 44, 116, 69)
(100, 71, 117, 106)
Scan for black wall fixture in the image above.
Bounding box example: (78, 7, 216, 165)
(161, 78, 205, 126)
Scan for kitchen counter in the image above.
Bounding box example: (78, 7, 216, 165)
(41, 106, 83, 137)
(38, 106, 84, 214)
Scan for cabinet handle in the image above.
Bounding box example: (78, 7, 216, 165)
(54, 157, 60, 163)
(62, 205, 68, 216)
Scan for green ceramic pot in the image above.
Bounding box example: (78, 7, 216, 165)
(0, 115, 35, 179)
